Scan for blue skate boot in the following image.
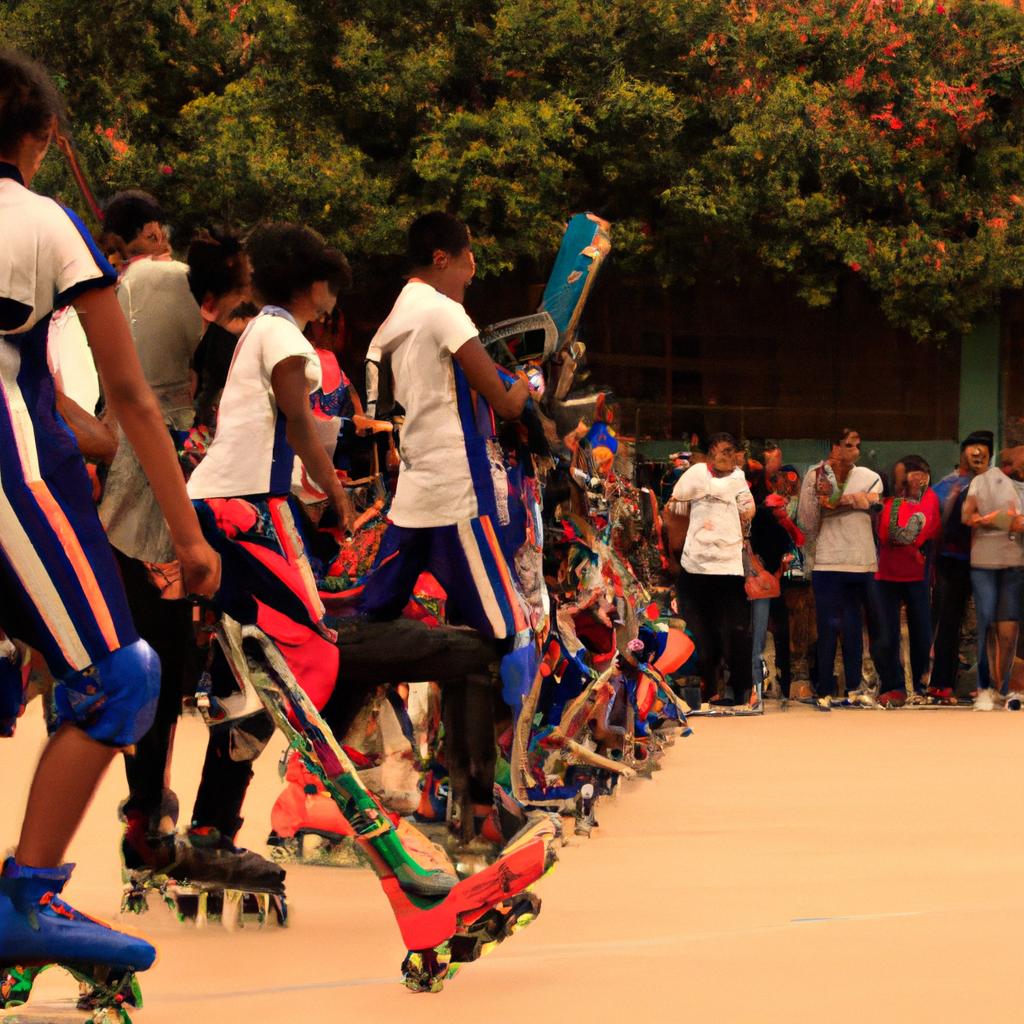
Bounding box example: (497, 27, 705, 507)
(0, 857, 155, 1022)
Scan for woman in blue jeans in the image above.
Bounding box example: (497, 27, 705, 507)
(874, 456, 940, 707)
(961, 446, 1024, 710)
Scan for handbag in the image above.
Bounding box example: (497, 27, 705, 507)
(743, 541, 781, 600)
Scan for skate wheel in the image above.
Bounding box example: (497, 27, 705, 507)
(268, 842, 294, 864)
(221, 890, 243, 931)
(401, 945, 452, 993)
(271, 894, 288, 927)
(502, 892, 542, 938)
(448, 934, 485, 964)
(120, 886, 148, 915)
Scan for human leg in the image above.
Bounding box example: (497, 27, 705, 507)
(970, 567, 998, 692)
(903, 580, 933, 692)
(992, 567, 1024, 694)
(720, 576, 753, 705)
(115, 549, 192, 847)
(811, 572, 843, 698)
(359, 522, 433, 622)
(870, 578, 903, 697)
(930, 557, 971, 693)
(677, 570, 720, 696)
(750, 597, 770, 694)
(769, 594, 792, 696)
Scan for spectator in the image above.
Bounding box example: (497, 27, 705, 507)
(748, 488, 804, 701)
(798, 427, 895, 709)
(929, 430, 992, 702)
(97, 223, 259, 876)
(875, 455, 941, 706)
(669, 432, 755, 707)
(961, 441, 1024, 710)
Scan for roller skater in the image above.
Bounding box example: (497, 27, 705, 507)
(95, 202, 285, 927)
(184, 221, 555, 989)
(0, 50, 220, 1019)
(360, 212, 534, 841)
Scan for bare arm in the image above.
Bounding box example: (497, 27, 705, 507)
(271, 357, 355, 532)
(453, 338, 529, 420)
(737, 487, 755, 524)
(962, 493, 1010, 530)
(74, 286, 220, 597)
(55, 390, 117, 464)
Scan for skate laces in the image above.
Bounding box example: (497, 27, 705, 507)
(39, 891, 77, 920)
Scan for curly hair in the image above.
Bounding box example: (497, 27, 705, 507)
(103, 190, 165, 246)
(0, 50, 63, 156)
(247, 222, 351, 307)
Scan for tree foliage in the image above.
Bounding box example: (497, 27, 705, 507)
(4, 0, 1024, 338)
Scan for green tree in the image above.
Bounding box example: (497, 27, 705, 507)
(4, 0, 1024, 339)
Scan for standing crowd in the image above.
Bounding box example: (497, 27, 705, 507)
(666, 426, 1024, 711)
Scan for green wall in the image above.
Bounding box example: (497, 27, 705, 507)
(958, 316, 1001, 452)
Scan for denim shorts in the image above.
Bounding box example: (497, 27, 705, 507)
(970, 566, 1024, 623)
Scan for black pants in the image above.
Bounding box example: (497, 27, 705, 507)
(116, 549, 194, 821)
(676, 570, 753, 704)
(930, 557, 971, 692)
(117, 549, 255, 838)
(770, 596, 791, 692)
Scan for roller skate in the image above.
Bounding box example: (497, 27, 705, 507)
(219, 617, 558, 991)
(121, 800, 287, 929)
(0, 858, 153, 1023)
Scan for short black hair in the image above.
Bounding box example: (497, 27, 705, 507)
(960, 429, 994, 456)
(831, 426, 859, 447)
(900, 454, 931, 476)
(408, 211, 470, 267)
(706, 432, 738, 454)
(103, 190, 165, 245)
(0, 49, 63, 156)
(247, 222, 350, 307)
(186, 226, 248, 305)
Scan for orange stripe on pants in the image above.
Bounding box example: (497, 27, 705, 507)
(27, 481, 120, 650)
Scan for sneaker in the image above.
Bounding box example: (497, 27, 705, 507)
(906, 691, 930, 706)
(878, 689, 907, 709)
(974, 688, 996, 712)
(926, 687, 956, 705)
(815, 695, 832, 712)
(847, 688, 878, 708)
(1007, 692, 1023, 712)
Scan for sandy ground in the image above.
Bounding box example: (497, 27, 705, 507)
(2, 703, 1024, 1024)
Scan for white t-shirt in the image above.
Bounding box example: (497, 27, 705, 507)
(188, 308, 321, 499)
(366, 281, 483, 527)
(0, 174, 114, 336)
(671, 463, 753, 575)
(47, 308, 100, 413)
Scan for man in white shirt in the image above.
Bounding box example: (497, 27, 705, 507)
(669, 433, 755, 706)
(797, 427, 893, 709)
(359, 212, 530, 640)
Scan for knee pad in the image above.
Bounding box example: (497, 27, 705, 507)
(208, 710, 275, 762)
(53, 640, 160, 748)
